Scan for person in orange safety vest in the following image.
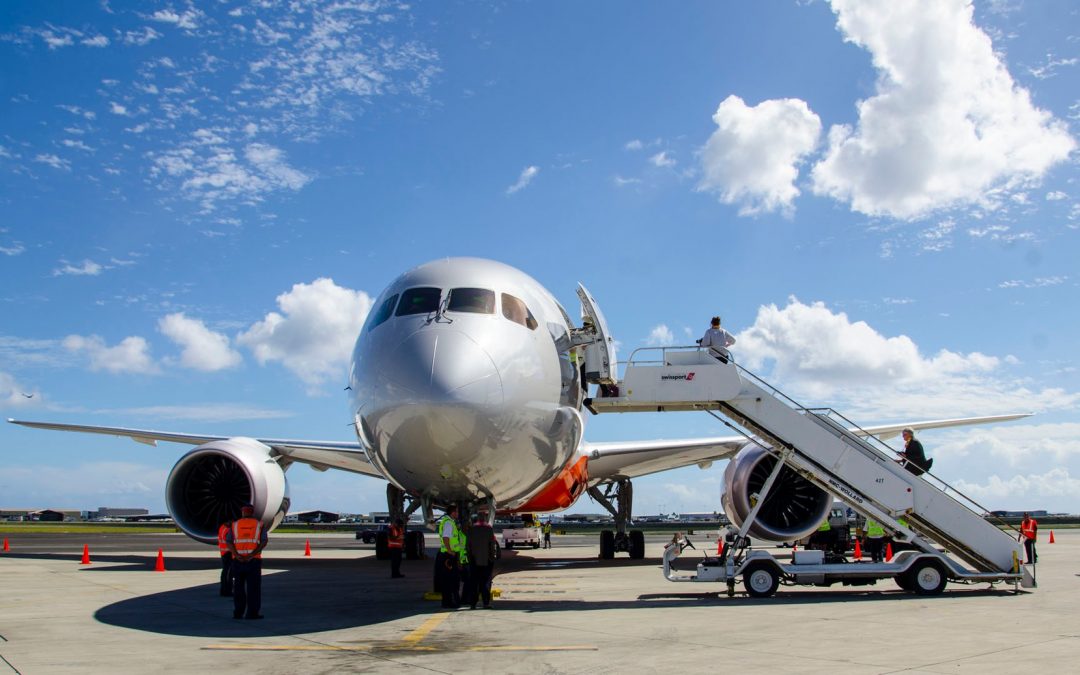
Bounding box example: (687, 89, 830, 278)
(217, 522, 233, 597)
(1018, 512, 1038, 564)
(388, 518, 406, 578)
(226, 503, 268, 620)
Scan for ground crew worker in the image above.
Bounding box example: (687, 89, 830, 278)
(466, 512, 499, 609)
(226, 503, 268, 620)
(542, 521, 552, 549)
(436, 505, 464, 608)
(217, 521, 233, 597)
(1019, 512, 1038, 564)
(388, 518, 405, 578)
(864, 518, 886, 563)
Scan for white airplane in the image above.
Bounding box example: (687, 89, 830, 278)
(9, 257, 1028, 559)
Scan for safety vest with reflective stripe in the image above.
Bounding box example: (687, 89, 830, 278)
(817, 518, 831, 532)
(388, 523, 404, 549)
(865, 519, 886, 538)
(217, 523, 230, 555)
(1021, 518, 1038, 541)
(232, 518, 263, 559)
(437, 515, 464, 555)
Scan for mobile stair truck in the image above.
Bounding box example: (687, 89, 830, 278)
(585, 346, 1034, 598)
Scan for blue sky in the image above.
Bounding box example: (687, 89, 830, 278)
(2, 0, 1078, 516)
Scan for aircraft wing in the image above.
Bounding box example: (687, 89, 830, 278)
(6, 419, 383, 478)
(583, 412, 1031, 482)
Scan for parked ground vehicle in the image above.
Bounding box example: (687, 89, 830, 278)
(502, 517, 542, 549)
(355, 524, 388, 543)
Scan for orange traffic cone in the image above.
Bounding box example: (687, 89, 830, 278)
(80, 544, 91, 565)
(885, 542, 894, 562)
(2, 537, 9, 552)
(304, 539, 312, 557)
(853, 538, 862, 561)
(1049, 530, 1056, 544)
(154, 549, 166, 572)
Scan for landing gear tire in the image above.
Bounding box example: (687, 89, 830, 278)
(628, 530, 645, 559)
(405, 530, 425, 560)
(533, 543, 540, 549)
(905, 559, 948, 595)
(375, 531, 390, 561)
(600, 530, 615, 559)
(505, 541, 514, 550)
(743, 562, 780, 598)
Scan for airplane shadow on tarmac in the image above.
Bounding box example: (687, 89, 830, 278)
(4, 548, 1023, 638)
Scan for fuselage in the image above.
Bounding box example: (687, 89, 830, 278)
(348, 258, 589, 512)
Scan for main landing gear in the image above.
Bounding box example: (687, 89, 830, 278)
(588, 479, 645, 559)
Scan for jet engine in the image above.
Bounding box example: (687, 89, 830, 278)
(721, 444, 831, 542)
(165, 437, 290, 544)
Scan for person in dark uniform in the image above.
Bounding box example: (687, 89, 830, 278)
(466, 512, 499, 609)
(899, 428, 930, 476)
(227, 503, 268, 620)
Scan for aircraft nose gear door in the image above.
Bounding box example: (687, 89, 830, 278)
(574, 283, 618, 386)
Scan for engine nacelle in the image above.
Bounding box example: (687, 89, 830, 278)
(721, 443, 831, 542)
(166, 437, 290, 544)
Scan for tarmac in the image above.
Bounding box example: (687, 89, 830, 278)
(0, 529, 1077, 674)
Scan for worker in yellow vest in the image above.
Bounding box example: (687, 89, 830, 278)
(864, 518, 886, 563)
(217, 521, 233, 597)
(226, 503, 268, 620)
(435, 505, 465, 608)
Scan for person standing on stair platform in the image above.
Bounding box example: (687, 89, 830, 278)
(698, 316, 736, 362)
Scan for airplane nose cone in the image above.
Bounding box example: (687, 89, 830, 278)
(393, 329, 503, 407)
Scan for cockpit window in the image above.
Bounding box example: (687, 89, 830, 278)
(448, 288, 495, 314)
(396, 287, 442, 316)
(367, 293, 399, 331)
(501, 293, 538, 330)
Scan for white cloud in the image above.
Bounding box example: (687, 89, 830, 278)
(158, 312, 242, 372)
(52, 259, 103, 276)
(953, 468, 1080, 505)
(152, 141, 311, 211)
(0, 461, 163, 509)
(34, 153, 71, 170)
(625, 139, 644, 151)
(122, 27, 161, 46)
(1, 371, 41, 408)
(100, 404, 291, 422)
(998, 276, 1068, 289)
(1028, 53, 1078, 80)
(81, 35, 110, 47)
(61, 139, 94, 152)
(698, 95, 821, 216)
(236, 278, 373, 391)
(647, 324, 675, 347)
(650, 151, 676, 168)
(109, 102, 129, 116)
(735, 297, 1080, 419)
(506, 165, 539, 195)
(1045, 191, 1067, 201)
(0, 242, 25, 256)
(613, 175, 642, 187)
(810, 0, 1076, 220)
(149, 8, 203, 31)
(63, 334, 160, 375)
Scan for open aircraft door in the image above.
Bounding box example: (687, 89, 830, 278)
(576, 283, 618, 385)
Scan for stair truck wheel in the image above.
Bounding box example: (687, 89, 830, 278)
(743, 561, 780, 598)
(629, 530, 645, 559)
(905, 558, 948, 595)
(600, 530, 615, 559)
(505, 541, 514, 550)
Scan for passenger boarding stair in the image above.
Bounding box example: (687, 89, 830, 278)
(586, 347, 1023, 578)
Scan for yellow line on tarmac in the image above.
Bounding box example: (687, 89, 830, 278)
(400, 611, 451, 646)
